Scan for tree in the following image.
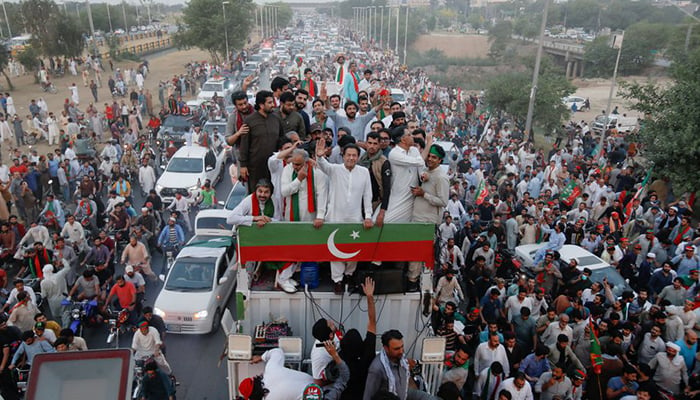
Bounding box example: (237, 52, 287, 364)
(485, 55, 575, 136)
(584, 22, 670, 77)
(619, 48, 700, 193)
(488, 20, 512, 60)
(0, 46, 14, 90)
(174, 0, 255, 64)
(21, 0, 87, 58)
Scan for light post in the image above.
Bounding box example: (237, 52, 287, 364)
(86, 0, 96, 55)
(106, 3, 113, 33)
(379, 6, 384, 47)
(222, 1, 230, 63)
(403, 5, 408, 65)
(523, 0, 551, 142)
(0, 0, 10, 38)
(395, 5, 399, 54)
(598, 31, 624, 160)
(122, 1, 128, 32)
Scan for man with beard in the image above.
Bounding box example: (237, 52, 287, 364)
(239, 91, 285, 193)
(295, 88, 311, 134)
(276, 91, 306, 139)
(326, 98, 383, 143)
(226, 90, 255, 161)
(227, 179, 280, 227)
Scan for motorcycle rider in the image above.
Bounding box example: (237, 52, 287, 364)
(167, 192, 191, 233)
(60, 214, 87, 253)
(132, 320, 172, 375)
(108, 203, 131, 241)
(38, 194, 65, 228)
(121, 235, 156, 282)
(157, 217, 185, 254)
(139, 361, 176, 400)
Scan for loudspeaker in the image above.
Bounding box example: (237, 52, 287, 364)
(355, 263, 407, 294)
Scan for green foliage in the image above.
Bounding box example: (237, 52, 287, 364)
(488, 21, 512, 60)
(407, 48, 498, 68)
(545, 0, 684, 32)
(20, 0, 87, 58)
(619, 48, 700, 193)
(584, 22, 670, 77)
(0, 45, 13, 90)
(485, 55, 575, 134)
(268, 2, 293, 29)
(174, 0, 255, 63)
(17, 47, 42, 82)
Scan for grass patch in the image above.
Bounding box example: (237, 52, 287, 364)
(408, 48, 497, 68)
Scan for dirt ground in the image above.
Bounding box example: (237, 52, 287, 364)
(412, 33, 491, 58)
(3, 47, 210, 157)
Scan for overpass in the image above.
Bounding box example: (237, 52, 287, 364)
(513, 35, 586, 79)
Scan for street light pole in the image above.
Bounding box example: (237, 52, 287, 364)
(122, 1, 128, 31)
(106, 3, 113, 33)
(599, 31, 624, 160)
(380, 6, 384, 48)
(86, 0, 96, 55)
(403, 5, 409, 65)
(387, 6, 391, 50)
(523, 0, 551, 142)
(0, 0, 11, 38)
(222, 1, 229, 64)
(395, 5, 399, 54)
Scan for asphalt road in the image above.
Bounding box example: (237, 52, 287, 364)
(77, 163, 237, 400)
(75, 66, 271, 399)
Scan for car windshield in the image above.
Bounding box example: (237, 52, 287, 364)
(203, 124, 225, 135)
(225, 185, 247, 210)
(201, 83, 224, 92)
(197, 217, 233, 232)
(163, 116, 191, 132)
(166, 157, 203, 173)
(573, 255, 604, 267)
(165, 258, 216, 291)
(590, 267, 629, 298)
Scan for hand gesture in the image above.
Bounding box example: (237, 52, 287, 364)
(243, 75, 254, 86)
(315, 139, 326, 158)
(363, 218, 373, 230)
(237, 124, 249, 136)
(296, 166, 307, 181)
(323, 340, 338, 358)
(361, 276, 375, 297)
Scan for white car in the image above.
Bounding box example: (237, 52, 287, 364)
(194, 210, 235, 237)
(197, 77, 234, 101)
(154, 238, 237, 334)
(155, 145, 225, 202)
(391, 88, 407, 106)
(222, 181, 247, 211)
(433, 140, 460, 174)
(514, 244, 633, 298)
(563, 96, 586, 111)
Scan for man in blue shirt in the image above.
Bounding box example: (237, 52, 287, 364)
(606, 365, 639, 400)
(519, 344, 551, 386)
(675, 329, 698, 371)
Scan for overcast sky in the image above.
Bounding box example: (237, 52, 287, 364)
(40, 0, 341, 5)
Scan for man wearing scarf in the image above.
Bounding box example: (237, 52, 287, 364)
(287, 57, 305, 82)
(280, 149, 327, 224)
(24, 242, 52, 279)
(648, 341, 689, 396)
(225, 90, 255, 163)
(227, 179, 280, 227)
(342, 61, 361, 104)
(334, 55, 347, 97)
(364, 330, 432, 400)
(301, 68, 318, 99)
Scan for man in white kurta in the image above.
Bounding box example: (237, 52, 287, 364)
(383, 128, 426, 223)
(252, 348, 314, 400)
(316, 142, 373, 293)
(46, 113, 60, 145)
(226, 180, 282, 227)
(267, 138, 297, 207)
(69, 83, 80, 105)
(138, 162, 157, 194)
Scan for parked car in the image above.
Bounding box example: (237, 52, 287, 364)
(563, 96, 586, 111)
(514, 244, 633, 298)
(221, 181, 247, 211)
(154, 237, 237, 334)
(197, 77, 234, 102)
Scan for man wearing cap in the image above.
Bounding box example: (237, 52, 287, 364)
(132, 319, 172, 376)
(121, 235, 155, 281)
(671, 244, 700, 276)
(648, 341, 689, 396)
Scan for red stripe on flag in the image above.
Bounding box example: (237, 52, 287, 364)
(239, 241, 435, 267)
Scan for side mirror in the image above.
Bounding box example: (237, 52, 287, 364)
(158, 274, 165, 282)
(217, 200, 225, 206)
(205, 165, 214, 172)
(218, 277, 228, 285)
(160, 165, 166, 170)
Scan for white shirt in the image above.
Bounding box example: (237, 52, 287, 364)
(280, 164, 328, 222)
(316, 157, 372, 222)
(226, 194, 281, 227)
(505, 295, 534, 322)
(473, 342, 510, 376)
(541, 322, 573, 346)
(267, 153, 285, 204)
(310, 336, 339, 380)
(5, 287, 37, 306)
(446, 199, 465, 219)
(168, 196, 189, 212)
(261, 348, 314, 400)
(60, 221, 85, 244)
(131, 327, 162, 359)
(384, 146, 425, 223)
(498, 377, 534, 400)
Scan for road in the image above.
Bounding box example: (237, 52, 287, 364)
(77, 162, 237, 400)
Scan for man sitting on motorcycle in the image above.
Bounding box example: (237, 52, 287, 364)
(0, 223, 17, 268)
(112, 174, 133, 203)
(121, 235, 155, 282)
(105, 190, 126, 215)
(75, 194, 98, 230)
(198, 181, 217, 209)
(139, 361, 176, 400)
(132, 320, 172, 376)
(105, 274, 137, 316)
(167, 192, 191, 233)
(108, 203, 131, 241)
(82, 236, 111, 269)
(19, 242, 52, 280)
(157, 217, 184, 255)
(60, 214, 87, 253)
(39, 194, 65, 228)
(2, 279, 37, 312)
(68, 269, 101, 302)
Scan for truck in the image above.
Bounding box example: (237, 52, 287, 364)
(592, 114, 639, 135)
(231, 222, 435, 358)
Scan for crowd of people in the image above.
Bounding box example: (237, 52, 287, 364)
(222, 23, 700, 400)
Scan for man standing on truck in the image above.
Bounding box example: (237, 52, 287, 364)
(315, 140, 373, 295)
(227, 179, 281, 228)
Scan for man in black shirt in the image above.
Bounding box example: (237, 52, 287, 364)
(0, 314, 20, 400)
(338, 277, 377, 400)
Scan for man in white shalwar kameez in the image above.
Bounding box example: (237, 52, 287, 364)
(267, 136, 298, 207)
(46, 112, 60, 145)
(315, 140, 373, 294)
(278, 149, 328, 293)
(69, 83, 80, 105)
(382, 127, 426, 223)
(138, 160, 157, 195)
(0, 115, 12, 142)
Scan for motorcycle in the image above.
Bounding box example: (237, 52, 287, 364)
(60, 298, 99, 337)
(161, 244, 180, 273)
(21, 277, 43, 308)
(106, 306, 132, 348)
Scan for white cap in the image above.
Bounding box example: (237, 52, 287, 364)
(647, 253, 656, 259)
(666, 342, 681, 352)
(125, 265, 134, 273)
